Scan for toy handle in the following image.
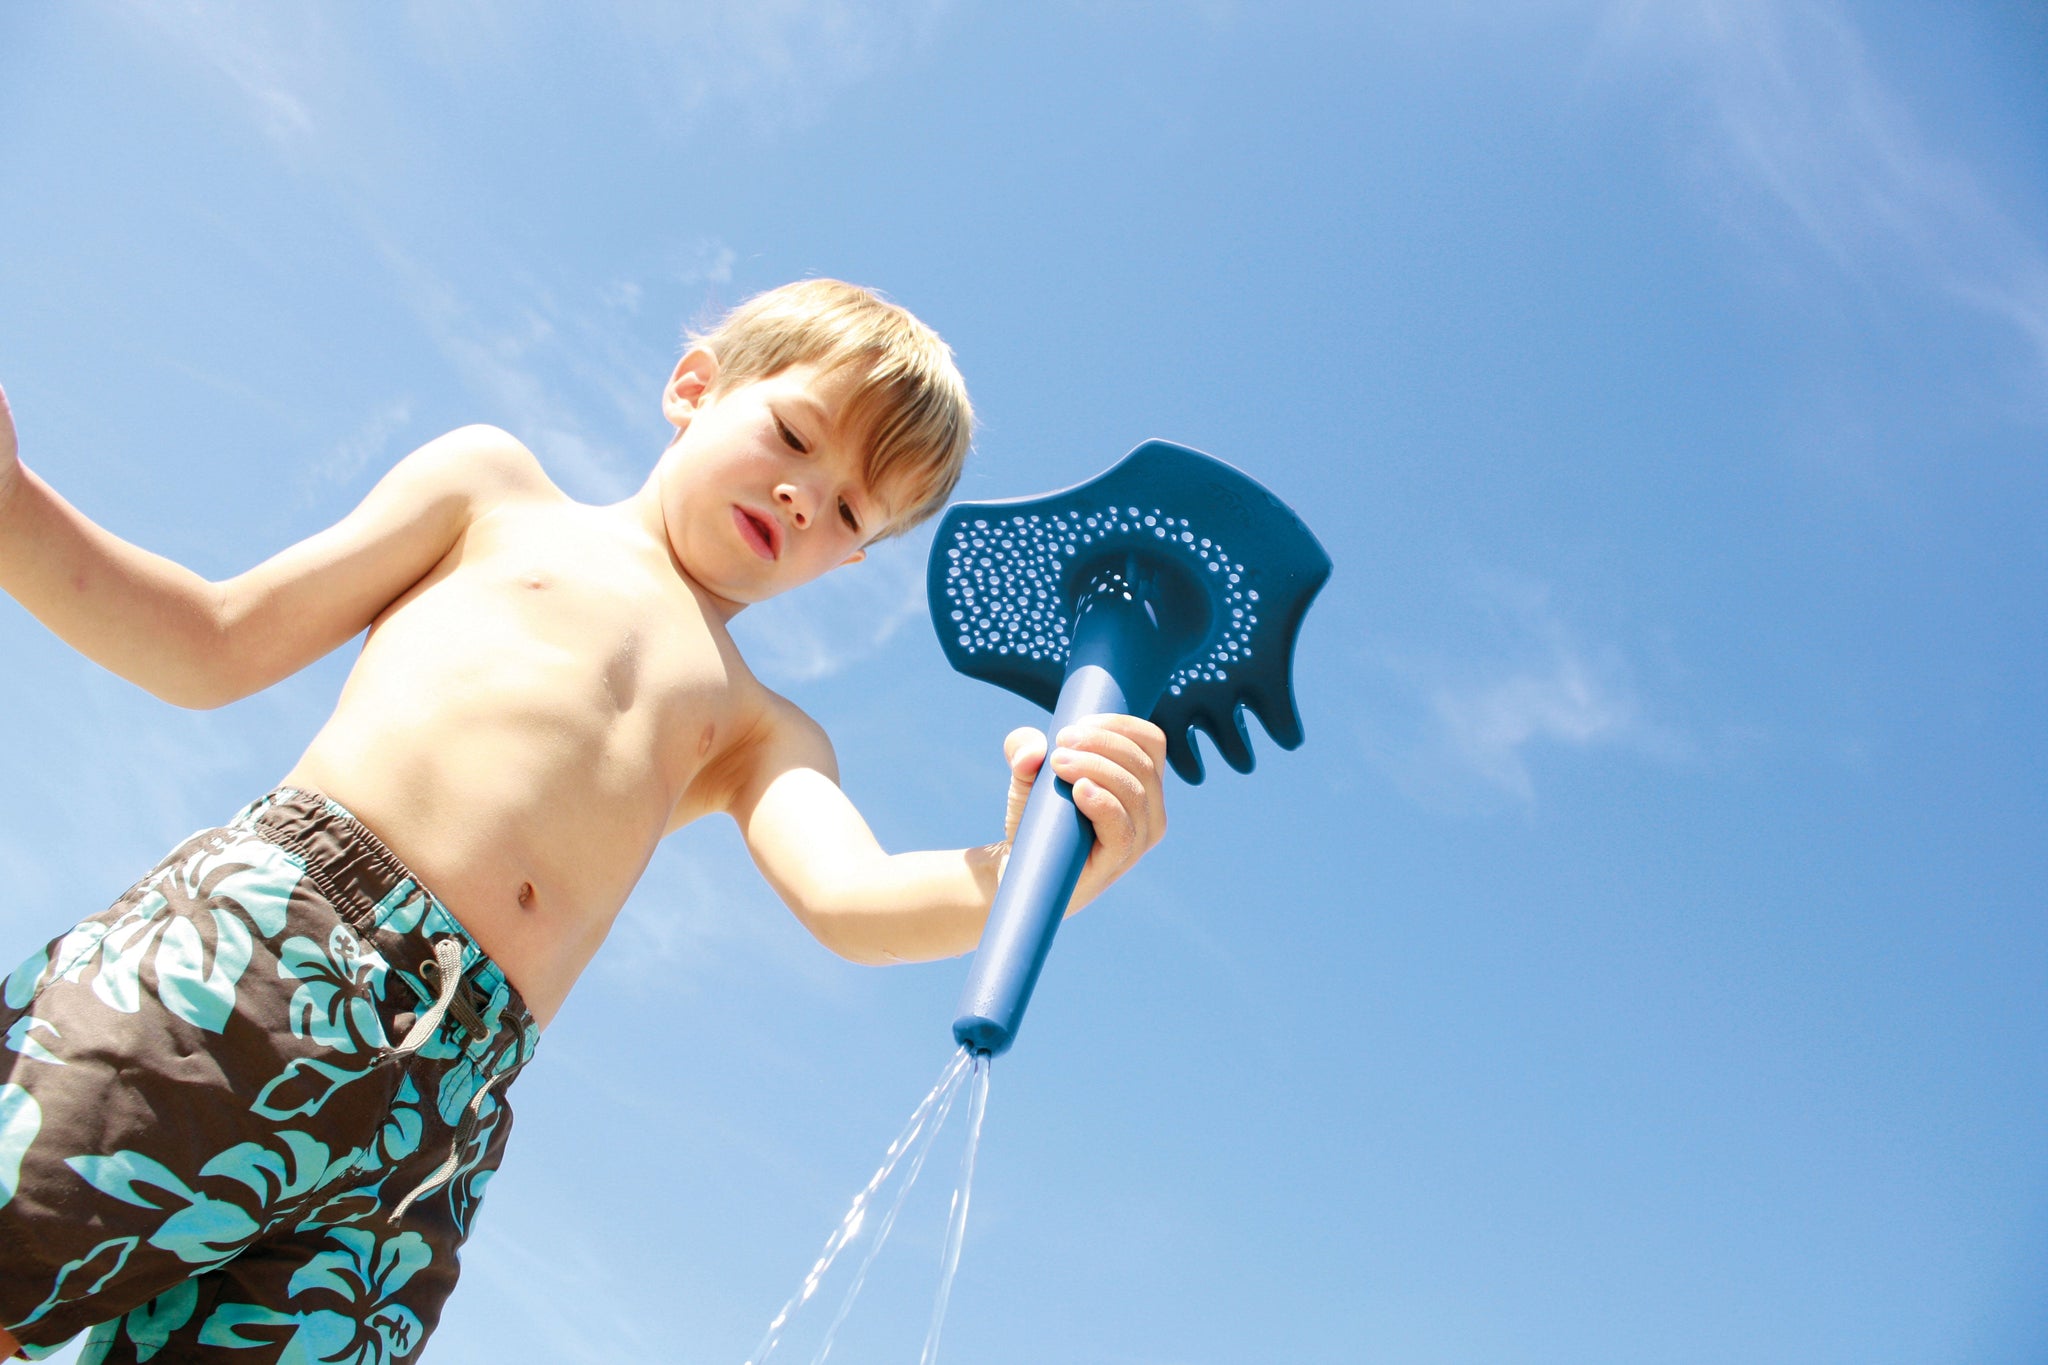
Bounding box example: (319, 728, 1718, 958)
(952, 663, 1131, 1056)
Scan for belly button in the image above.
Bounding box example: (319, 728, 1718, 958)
(518, 882, 536, 909)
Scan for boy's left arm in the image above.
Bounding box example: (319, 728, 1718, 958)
(731, 706, 1168, 965)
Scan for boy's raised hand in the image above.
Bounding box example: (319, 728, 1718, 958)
(1001, 714, 1170, 914)
(0, 382, 20, 510)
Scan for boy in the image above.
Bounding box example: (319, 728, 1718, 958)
(0, 280, 1167, 1362)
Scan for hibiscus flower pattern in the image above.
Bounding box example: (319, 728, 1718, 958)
(54, 836, 296, 1036)
(199, 1228, 434, 1365)
(0, 792, 538, 1362)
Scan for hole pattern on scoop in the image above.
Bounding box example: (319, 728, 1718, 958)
(938, 503, 1262, 694)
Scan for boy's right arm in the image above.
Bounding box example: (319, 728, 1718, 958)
(729, 694, 1167, 966)
(0, 386, 534, 708)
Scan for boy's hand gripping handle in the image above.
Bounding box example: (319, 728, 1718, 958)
(952, 561, 1199, 1055)
(953, 665, 1131, 1056)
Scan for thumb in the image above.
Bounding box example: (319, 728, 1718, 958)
(1001, 726, 1047, 843)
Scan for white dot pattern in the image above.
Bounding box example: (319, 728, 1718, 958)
(938, 502, 1262, 692)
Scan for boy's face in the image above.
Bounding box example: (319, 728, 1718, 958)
(654, 351, 896, 613)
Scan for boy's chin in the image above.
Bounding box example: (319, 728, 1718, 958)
(689, 568, 811, 613)
(677, 544, 855, 612)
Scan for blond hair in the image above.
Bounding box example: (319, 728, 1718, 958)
(689, 279, 973, 536)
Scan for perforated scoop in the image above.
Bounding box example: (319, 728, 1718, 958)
(931, 440, 1331, 1054)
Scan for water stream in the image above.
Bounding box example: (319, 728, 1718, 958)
(745, 1046, 993, 1365)
(919, 1051, 990, 1365)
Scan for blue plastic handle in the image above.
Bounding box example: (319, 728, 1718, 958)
(950, 667, 1125, 1056)
(951, 556, 1206, 1054)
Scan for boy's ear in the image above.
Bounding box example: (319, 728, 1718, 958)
(662, 348, 720, 430)
(836, 549, 867, 569)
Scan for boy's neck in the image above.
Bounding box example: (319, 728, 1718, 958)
(625, 462, 752, 625)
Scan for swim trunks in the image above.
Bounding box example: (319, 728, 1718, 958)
(0, 788, 540, 1363)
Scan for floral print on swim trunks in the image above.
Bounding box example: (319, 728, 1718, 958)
(0, 789, 539, 1364)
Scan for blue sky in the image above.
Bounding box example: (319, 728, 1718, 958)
(2, 2, 2044, 1361)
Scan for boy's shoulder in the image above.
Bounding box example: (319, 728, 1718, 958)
(366, 424, 565, 537)
(409, 424, 558, 502)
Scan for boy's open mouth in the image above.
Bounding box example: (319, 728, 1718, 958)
(733, 505, 781, 560)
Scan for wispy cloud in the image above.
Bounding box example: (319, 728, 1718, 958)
(1427, 635, 1636, 804)
(592, 823, 867, 1005)
(122, 2, 938, 502)
(602, 843, 783, 985)
(139, 0, 960, 151)
(297, 398, 414, 504)
(126, 1, 323, 154)
(358, 234, 668, 500)
(1364, 575, 1683, 809)
(367, 237, 748, 481)
(394, 0, 957, 138)
(1594, 0, 2048, 391)
(587, 0, 959, 138)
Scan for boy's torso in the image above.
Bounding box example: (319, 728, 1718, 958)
(285, 472, 780, 1026)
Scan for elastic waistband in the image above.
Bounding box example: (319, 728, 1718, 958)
(235, 786, 535, 1044)
(238, 787, 422, 927)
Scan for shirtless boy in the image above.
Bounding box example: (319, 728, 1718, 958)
(0, 280, 1167, 1362)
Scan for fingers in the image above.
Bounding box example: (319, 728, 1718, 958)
(1046, 713, 1168, 869)
(1057, 712, 1169, 777)
(996, 715, 1170, 906)
(1025, 717, 1167, 821)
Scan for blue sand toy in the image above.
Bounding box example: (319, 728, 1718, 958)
(929, 440, 1331, 1055)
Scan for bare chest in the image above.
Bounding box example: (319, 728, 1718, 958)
(371, 505, 767, 808)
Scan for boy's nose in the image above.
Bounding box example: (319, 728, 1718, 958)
(775, 481, 813, 529)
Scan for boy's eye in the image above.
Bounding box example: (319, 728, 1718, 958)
(839, 499, 861, 533)
(775, 416, 808, 454)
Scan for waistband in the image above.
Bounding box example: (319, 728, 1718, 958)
(234, 786, 536, 1045)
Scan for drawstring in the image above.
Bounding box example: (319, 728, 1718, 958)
(388, 937, 469, 1058)
(420, 946, 490, 1041)
(382, 937, 531, 1224)
(388, 1036, 529, 1223)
